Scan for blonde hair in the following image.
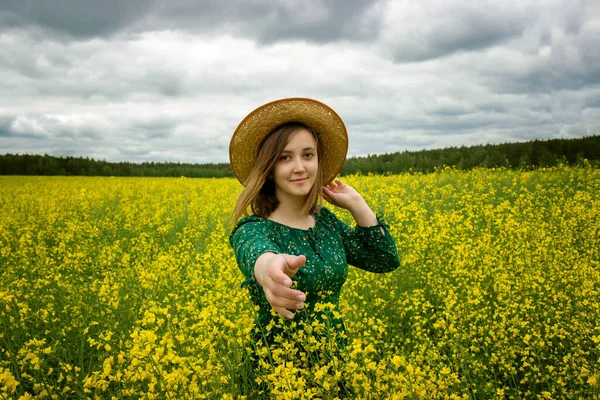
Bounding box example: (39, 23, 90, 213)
(232, 122, 323, 223)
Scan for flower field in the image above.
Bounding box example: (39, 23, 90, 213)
(1, 165, 599, 399)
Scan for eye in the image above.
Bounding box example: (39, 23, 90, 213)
(279, 155, 290, 161)
(304, 153, 315, 159)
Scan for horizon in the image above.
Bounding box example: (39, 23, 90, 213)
(3, 133, 598, 166)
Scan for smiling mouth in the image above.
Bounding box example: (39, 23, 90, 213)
(291, 178, 308, 183)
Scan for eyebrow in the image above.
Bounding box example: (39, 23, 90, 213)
(281, 147, 316, 153)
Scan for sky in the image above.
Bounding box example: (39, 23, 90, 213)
(1, 0, 599, 164)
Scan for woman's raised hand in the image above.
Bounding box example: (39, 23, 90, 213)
(254, 253, 307, 319)
(323, 178, 382, 229)
(323, 179, 365, 211)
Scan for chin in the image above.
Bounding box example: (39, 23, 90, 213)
(290, 188, 311, 197)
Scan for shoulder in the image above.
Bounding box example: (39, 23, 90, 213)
(229, 215, 271, 248)
(316, 205, 343, 227)
(316, 205, 334, 219)
(230, 215, 273, 242)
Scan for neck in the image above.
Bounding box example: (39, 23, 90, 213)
(274, 191, 309, 220)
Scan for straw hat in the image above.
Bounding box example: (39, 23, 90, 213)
(229, 98, 348, 186)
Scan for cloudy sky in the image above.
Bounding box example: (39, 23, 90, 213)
(1, 0, 599, 164)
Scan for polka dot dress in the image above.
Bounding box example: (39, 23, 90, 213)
(230, 206, 400, 348)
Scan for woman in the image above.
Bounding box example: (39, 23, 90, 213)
(229, 98, 400, 395)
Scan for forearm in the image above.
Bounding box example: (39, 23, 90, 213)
(349, 200, 384, 234)
(344, 210, 401, 272)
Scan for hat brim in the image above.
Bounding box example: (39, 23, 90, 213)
(229, 98, 348, 186)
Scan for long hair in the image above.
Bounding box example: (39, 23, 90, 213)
(232, 122, 323, 223)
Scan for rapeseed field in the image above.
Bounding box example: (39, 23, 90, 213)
(1, 165, 599, 399)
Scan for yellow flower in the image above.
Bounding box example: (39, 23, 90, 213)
(0, 368, 19, 394)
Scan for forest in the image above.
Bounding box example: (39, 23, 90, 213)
(1, 135, 599, 177)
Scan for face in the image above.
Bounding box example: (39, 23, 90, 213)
(272, 128, 318, 202)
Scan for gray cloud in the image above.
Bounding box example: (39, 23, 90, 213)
(477, 23, 600, 95)
(0, 0, 598, 164)
(377, 0, 595, 64)
(0, 1, 151, 38)
(378, 1, 529, 62)
(0, 0, 384, 43)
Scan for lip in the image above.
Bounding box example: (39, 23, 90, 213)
(291, 178, 308, 184)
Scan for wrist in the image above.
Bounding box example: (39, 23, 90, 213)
(348, 200, 371, 217)
(351, 204, 378, 227)
(254, 252, 279, 283)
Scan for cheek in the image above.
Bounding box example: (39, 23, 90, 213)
(273, 163, 287, 179)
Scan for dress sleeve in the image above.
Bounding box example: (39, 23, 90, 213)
(323, 208, 400, 273)
(229, 217, 281, 290)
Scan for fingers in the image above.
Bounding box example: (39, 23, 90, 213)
(327, 178, 343, 187)
(262, 254, 307, 319)
(265, 283, 306, 320)
(267, 265, 306, 302)
(273, 306, 295, 320)
(324, 179, 346, 194)
(270, 266, 293, 287)
(322, 186, 335, 204)
(269, 279, 306, 302)
(269, 257, 303, 285)
(282, 254, 306, 275)
(265, 289, 305, 310)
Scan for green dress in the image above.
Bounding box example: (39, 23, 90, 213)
(230, 206, 400, 349)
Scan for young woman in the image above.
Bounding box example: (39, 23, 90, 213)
(229, 98, 400, 394)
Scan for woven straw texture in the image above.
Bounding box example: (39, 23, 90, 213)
(229, 98, 348, 186)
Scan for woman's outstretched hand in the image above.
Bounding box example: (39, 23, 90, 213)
(254, 253, 307, 319)
(323, 179, 365, 211)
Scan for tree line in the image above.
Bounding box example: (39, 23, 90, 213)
(0, 156, 231, 178)
(1, 135, 598, 177)
(340, 135, 600, 175)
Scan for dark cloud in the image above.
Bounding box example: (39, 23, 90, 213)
(380, 2, 531, 62)
(378, 0, 594, 64)
(397, 19, 523, 62)
(584, 92, 600, 110)
(0, 111, 16, 137)
(0, 0, 151, 38)
(144, 0, 384, 43)
(251, 0, 383, 44)
(429, 104, 474, 117)
(0, 0, 384, 43)
(482, 27, 600, 95)
(132, 118, 176, 140)
(0, 111, 57, 139)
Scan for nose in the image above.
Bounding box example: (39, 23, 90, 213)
(292, 157, 306, 173)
